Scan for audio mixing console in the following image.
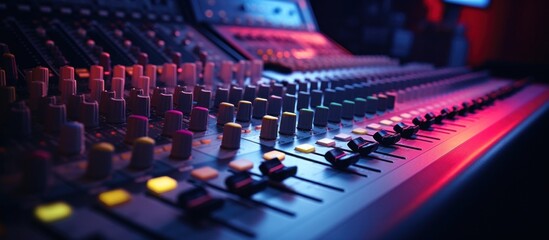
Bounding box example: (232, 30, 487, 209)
(1, 0, 549, 239)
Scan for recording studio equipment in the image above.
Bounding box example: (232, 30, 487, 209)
(1, 0, 548, 239)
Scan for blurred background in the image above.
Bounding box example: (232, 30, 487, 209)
(311, 1, 549, 238)
(311, 0, 549, 82)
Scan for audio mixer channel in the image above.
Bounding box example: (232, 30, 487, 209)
(1, 0, 548, 239)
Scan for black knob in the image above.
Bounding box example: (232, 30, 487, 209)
(393, 122, 419, 139)
(177, 186, 224, 216)
(373, 130, 401, 146)
(347, 137, 379, 156)
(412, 116, 433, 130)
(324, 148, 360, 169)
(259, 159, 297, 182)
(225, 172, 267, 197)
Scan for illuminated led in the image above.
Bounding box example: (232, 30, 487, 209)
(229, 159, 254, 171)
(352, 128, 368, 135)
(98, 189, 132, 207)
(263, 150, 285, 161)
(295, 144, 315, 153)
(400, 113, 412, 119)
(316, 138, 336, 147)
(390, 116, 402, 122)
(334, 133, 352, 141)
(367, 123, 381, 130)
(147, 176, 178, 195)
(191, 166, 219, 181)
(34, 202, 72, 223)
(380, 120, 394, 126)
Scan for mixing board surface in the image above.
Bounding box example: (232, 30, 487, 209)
(1, 0, 548, 239)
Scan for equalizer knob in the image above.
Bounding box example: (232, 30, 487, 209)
(129, 137, 155, 170)
(217, 102, 235, 126)
(86, 142, 114, 180)
(162, 110, 183, 137)
(297, 108, 314, 131)
(45, 104, 67, 132)
(106, 98, 126, 124)
(80, 100, 99, 128)
(58, 122, 85, 155)
(7, 101, 31, 137)
(221, 122, 242, 149)
(260, 115, 278, 140)
(252, 98, 267, 119)
(125, 115, 149, 144)
(171, 130, 193, 159)
(236, 100, 252, 122)
(279, 112, 296, 136)
(188, 107, 209, 132)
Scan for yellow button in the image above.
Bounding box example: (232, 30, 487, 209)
(352, 128, 368, 135)
(191, 166, 219, 181)
(367, 123, 381, 130)
(263, 150, 285, 161)
(34, 202, 72, 223)
(98, 189, 132, 207)
(316, 138, 335, 147)
(295, 144, 315, 153)
(147, 176, 178, 195)
(229, 159, 254, 171)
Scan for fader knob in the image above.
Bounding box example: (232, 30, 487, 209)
(59, 122, 85, 155)
(188, 107, 209, 132)
(162, 110, 183, 137)
(221, 122, 242, 150)
(373, 130, 401, 146)
(347, 137, 379, 156)
(129, 137, 155, 170)
(171, 130, 193, 159)
(86, 142, 114, 180)
(260, 115, 278, 140)
(125, 115, 149, 144)
(324, 148, 360, 170)
(259, 159, 297, 182)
